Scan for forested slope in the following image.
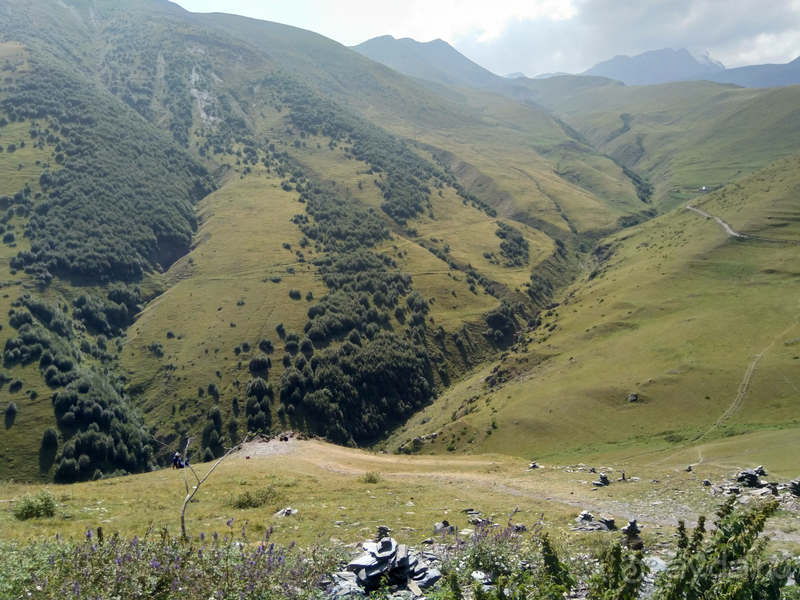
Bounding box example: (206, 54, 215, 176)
(0, 0, 799, 483)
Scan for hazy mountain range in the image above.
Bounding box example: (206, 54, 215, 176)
(354, 36, 800, 89)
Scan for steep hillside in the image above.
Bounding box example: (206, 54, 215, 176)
(0, 0, 628, 481)
(194, 11, 645, 237)
(390, 150, 800, 460)
(0, 0, 799, 486)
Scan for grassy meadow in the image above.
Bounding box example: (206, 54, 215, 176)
(2, 436, 799, 550)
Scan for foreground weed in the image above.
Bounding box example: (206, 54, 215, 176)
(0, 523, 344, 600)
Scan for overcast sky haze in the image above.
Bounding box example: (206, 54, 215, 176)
(173, 0, 800, 77)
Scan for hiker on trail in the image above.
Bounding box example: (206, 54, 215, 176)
(173, 452, 181, 469)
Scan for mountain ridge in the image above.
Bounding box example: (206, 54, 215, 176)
(0, 0, 799, 485)
(351, 34, 506, 90)
(582, 47, 726, 85)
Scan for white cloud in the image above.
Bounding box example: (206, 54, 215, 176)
(388, 0, 576, 43)
(452, 0, 800, 76)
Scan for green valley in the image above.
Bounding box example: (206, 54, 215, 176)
(0, 1, 799, 598)
(0, 0, 797, 485)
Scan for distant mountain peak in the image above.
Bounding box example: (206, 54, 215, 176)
(533, 71, 571, 80)
(689, 49, 725, 70)
(352, 35, 504, 90)
(583, 47, 725, 86)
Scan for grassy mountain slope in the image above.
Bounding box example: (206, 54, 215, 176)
(388, 150, 800, 460)
(544, 81, 800, 208)
(194, 10, 647, 237)
(1, 0, 600, 479)
(0, 0, 799, 484)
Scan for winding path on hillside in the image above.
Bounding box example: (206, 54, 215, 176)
(683, 203, 800, 437)
(616, 207, 800, 468)
(686, 204, 798, 243)
(697, 296, 800, 441)
(685, 204, 748, 237)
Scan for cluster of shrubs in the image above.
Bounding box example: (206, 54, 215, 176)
(295, 185, 390, 252)
(51, 372, 154, 482)
(259, 71, 490, 224)
(527, 272, 555, 305)
(622, 164, 654, 203)
(4, 323, 79, 383)
(419, 240, 460, 271)
(16, 293, 73, 337)
(73, 283, 141, 336)
(201, 406, 224, 460)
(244, 376, 273, 434)
(485, 301, 517, 342)
(1, 285, 155, 480)
(495, 222, 530, 267)
(228, 485, 285, 509)
(279, 332, 431, 445)
(0, 55, 214, 280)
(11, 490, 57, 521)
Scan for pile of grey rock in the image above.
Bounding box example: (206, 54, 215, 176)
(593, 473, 611, 487)
(571, 510, 616, 532)
(433, 519, 456, 534)
(463, 508, 488, 526)
(704, 466, 800, 500)
(737, 466, 768, 488)
(329, 534, 442, 598)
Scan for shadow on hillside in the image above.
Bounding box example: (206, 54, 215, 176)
(39, 445, 57, 474)
(4, 411, 15, 430)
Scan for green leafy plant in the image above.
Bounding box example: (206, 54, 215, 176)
(652, 496, 799, 600)
(587, 542, 647, 600)
(12, 490, 57, 520)
(359, 471, 382, 484)
(228, 485, 286, 510)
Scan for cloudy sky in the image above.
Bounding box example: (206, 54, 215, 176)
(174, 0, 800, 77)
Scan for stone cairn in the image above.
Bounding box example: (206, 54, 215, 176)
(593, 472, 611, 487)
(329, 528, 442, 598)
(571, 510, 616, 532)
(433, 519, 456, 534)
(622, 519, 644, 551)
(464, 508, 488, 526)
(737, 466, 768, 488)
